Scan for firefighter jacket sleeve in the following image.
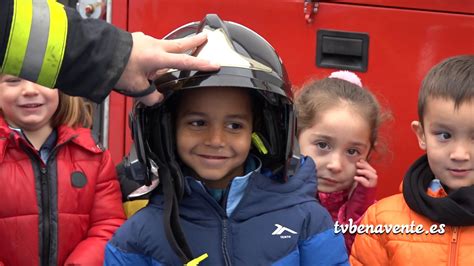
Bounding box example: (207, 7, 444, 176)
(64, 150, 126, 265)
(0, 0, 132, 103)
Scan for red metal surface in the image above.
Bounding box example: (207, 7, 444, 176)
(108, 0, 128, 164)
(109, 0, 474, 198)
(323, 0, 474, 15)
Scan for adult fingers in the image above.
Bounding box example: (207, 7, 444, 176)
(159, 52, 219, 71)
(148, 68, 170, 81)
(160, 32, 209, 53)
(137, 90, 163, 106)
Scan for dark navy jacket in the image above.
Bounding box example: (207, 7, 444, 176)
(104, 157, 348, 265)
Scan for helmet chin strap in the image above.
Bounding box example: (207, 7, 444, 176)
(154, 108, 194, 262)
(129, 104, 194, 263)
(160, 164, 194, 262)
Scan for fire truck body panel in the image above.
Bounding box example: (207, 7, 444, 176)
(106, 0, 474, 198)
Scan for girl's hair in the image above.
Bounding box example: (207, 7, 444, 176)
(295, 77, 389, 151)
(51, 92, 93, 128)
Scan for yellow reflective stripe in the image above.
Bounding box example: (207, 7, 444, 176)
(21, 0, 51, 81)
(185, 253, 209, 266)
(1, 0, 33, 76)
(37, 0, 67, 88)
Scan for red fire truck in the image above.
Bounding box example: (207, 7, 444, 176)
(73, 0, 474, 199)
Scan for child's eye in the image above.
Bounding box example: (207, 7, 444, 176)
(226, 122, 243, 130)
(347, 148, 360, 156)
(190, 120, 205, 127)
(435, 132, 451, 141)
(315, 142, 330, 150)
(5, 78, 21, 84)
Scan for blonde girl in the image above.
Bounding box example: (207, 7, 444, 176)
(0, 75, 125, 265)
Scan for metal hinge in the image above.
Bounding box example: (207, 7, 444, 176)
(304, 0, 320, 23)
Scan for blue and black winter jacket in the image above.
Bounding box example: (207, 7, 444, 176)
(105, 157, 348, 265)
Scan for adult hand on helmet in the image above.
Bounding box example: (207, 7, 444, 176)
(115, 32, 220, 106)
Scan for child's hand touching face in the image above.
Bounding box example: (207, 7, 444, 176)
(354, 159, 378, 188)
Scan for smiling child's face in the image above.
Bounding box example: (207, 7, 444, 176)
(0, 75, 58, 133)
(175, 87, 253, 189)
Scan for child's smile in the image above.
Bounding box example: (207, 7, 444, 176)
(176, 87, 253, 189)
(0, 75, 58, 133)
(196, 154, 232, 166)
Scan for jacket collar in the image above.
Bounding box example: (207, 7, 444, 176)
(426, 179, 448, 198)
(0, 116, 102, 162)
(182, 154, 261, 195)
(317, 189, 350, 212)
(56, 124, 103, 153)
(151, 155, 318, 221)
(402, 154, 474, 226)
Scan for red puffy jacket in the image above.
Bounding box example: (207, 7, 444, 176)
(0, 118, 126, 265)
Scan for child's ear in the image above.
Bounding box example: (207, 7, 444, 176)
(411, 121, 426, 150)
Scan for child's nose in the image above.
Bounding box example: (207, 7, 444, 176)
(204, 126, 225, 147)
(21, 80, 39, 96)
(450, 141, 471, 161)
(326, 153, 343, 173)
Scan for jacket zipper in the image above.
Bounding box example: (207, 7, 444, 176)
(39, 166, 50, 266)
(221, 218, 232, 266)
(199, 183, 235, 265)
(22, 141, 66, 266)
(449, 226, 458, 266)
(40, 144, 64, 266)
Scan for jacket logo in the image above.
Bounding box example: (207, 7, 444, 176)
(272, 224, 297, 239)
(71, 171, 88, 188)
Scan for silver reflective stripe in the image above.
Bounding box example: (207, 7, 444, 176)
(20, 0, 51, 81)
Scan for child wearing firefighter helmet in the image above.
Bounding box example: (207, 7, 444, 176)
(105, 14, 348, 265)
